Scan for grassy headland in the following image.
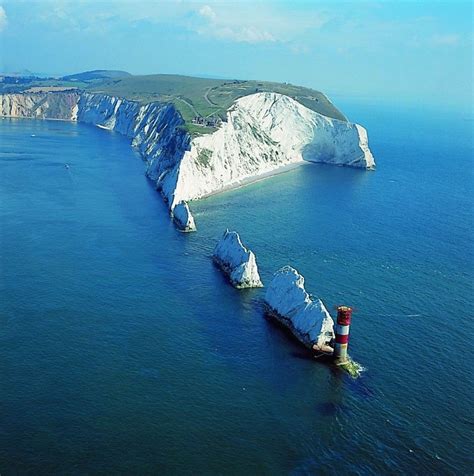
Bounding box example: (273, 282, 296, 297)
(0, 71, 347, 135)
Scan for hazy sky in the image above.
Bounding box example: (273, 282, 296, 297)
(1, 0, 472, 109)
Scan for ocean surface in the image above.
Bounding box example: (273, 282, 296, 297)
(0, 103, 473, 475)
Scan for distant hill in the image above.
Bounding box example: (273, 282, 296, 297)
(61, 70, 131, 82)
(0, 69, 36, 77)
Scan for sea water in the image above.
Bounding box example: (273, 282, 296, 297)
(0, 103, 472, 474)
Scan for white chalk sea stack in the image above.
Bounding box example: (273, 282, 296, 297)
(213, 230, 263, 289)
(265, 266, 335, 350)
(172, 202, 196, 232)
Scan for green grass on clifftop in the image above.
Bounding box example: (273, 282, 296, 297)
(0, 72, 347, 136)
(85, 74, 347, 134)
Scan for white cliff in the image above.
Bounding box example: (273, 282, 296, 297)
(0, 92, 79, 120)
(161, 92, 375, 208)
(0, 91, 375, 230)
(76, 93, 190, 192)
(213, 230, 263, 289)
(264, 266, 335, 350)
(172, 201, 196, 232)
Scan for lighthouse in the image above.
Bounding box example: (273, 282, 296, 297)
(334, 306, 352, 364)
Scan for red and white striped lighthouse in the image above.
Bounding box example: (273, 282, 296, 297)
(334, 306, 352, 364)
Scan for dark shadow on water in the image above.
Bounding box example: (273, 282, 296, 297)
(326, 362, 376, 399)
(345, 374, 375, 399)
(290, 350, 315, 361)
(314, 401, 344, 417)
(262, 312, 337, 372)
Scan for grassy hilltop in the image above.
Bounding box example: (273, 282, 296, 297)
(0, 71, 346, 135)
(87, 74, 346, 135)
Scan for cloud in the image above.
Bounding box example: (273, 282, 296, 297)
(430, 34, 460, 46)
(3, 1, 328, 46)
(0, 5, 7, 32)
(198, 5, 216, 21)
(193, 3, 328, 45)
(195, 3, 276, 44)
(214, 25, 275, 43)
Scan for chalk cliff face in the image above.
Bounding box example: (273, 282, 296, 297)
(213, 230, 263, 289)
(0, 92, 80, 120)
(164, 92, 375, 208)
(265, 266, 335, 350)
(0, 91, 375, 228)
(0, 92, 190, 211)
(76, 93, 190, 202)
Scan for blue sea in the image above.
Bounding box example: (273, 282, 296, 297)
(0, 102, 473, 474)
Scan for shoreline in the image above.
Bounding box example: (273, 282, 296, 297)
(0, 115, 75, 123)
(2, 113, 309, 207)
(196, 161, 307, 201)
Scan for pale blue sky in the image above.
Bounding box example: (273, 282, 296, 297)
(0, 1, 472, 109)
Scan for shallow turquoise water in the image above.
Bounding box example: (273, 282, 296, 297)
(0, 105, 473, 474)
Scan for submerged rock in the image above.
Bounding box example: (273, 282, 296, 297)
(172, 201, 196, 232)
(264, 266, 334, 350)
(213, 230, 263, 289)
